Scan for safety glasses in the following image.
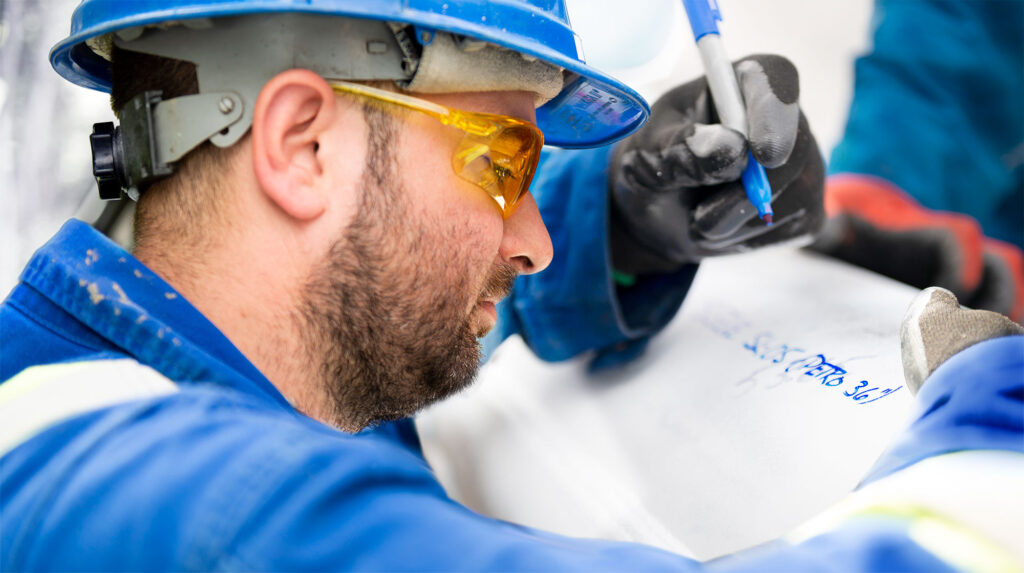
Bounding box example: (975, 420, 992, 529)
(329, 80, 544, 218)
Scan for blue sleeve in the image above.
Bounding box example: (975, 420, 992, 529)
(237, 339, 1024, 572)
(0, 394, 957, 572)
(484, 146, 698, 368)
(8, 343, 1022, 573)
(828, 0, 1024, 248)
(860, 335, 1024, 484)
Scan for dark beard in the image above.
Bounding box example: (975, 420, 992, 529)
(298, 105, 493, 431)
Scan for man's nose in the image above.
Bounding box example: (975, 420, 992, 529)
(499, 191, 553, 275)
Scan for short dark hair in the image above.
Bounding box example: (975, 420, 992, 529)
(109, 44, 240, 253)
(109, 44, 200, 116)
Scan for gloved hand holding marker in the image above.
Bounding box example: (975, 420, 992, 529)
(683, 0, 773, 224)
(609, 1, 824, 277)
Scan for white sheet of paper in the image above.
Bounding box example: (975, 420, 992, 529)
(417, 249, 922, 560)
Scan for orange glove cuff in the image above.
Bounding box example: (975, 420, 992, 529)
(825, 174, 985, 292)
(983, 238, 1024, 322)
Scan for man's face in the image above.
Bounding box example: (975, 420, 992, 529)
(299, 90, 550, 431)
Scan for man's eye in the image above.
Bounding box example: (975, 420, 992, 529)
(493, 164, 513, 183)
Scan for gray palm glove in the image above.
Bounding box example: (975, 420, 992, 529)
(610, 54, 825, 276)
(901, 287, 1024, 394)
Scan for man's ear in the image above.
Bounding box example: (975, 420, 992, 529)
(251, 69, 337, 221)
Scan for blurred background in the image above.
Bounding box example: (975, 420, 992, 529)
(0, 0, 873, 296)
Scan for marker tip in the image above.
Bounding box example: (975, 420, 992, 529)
(762, 214, 773, 226)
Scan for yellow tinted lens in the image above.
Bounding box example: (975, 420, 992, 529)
(327, 81, 544, 217)
(453, 124, 541, 217)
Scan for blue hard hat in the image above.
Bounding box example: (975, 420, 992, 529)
(50, 0, 649, 148)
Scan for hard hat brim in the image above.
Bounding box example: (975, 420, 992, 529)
(51, 2, 649, 148)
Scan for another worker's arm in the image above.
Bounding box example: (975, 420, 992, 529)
(489, 55, 825, 366)
(811, 0, 1024, 321)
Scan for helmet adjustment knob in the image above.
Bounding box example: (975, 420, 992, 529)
(90, 122, 125, 200)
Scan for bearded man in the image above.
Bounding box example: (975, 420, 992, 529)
(2, 1, 1021, 571)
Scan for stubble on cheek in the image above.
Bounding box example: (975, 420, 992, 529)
(298, 216, 485, 431)
(295, 116, 492, 429)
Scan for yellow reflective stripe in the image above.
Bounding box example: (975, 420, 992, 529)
(787, 450, 1024, 572)
(0, 359, 178, 457)
(853, 504, 1023, 573)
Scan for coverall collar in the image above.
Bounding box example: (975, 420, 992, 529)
(18, 219, 293, 412)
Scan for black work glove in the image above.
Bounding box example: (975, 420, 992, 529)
(609, 54, 825, 276)
(808, 177, 1024, 322)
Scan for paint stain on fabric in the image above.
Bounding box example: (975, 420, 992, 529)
(165, 292, 178, 300)
(85, 249, 99, 266)
(111, 282, 130, 303)
(86, 283, 105, 305)
(137, 315, 147, 325)
(134, 269, 143, 278)
(118, 257, 127, 263)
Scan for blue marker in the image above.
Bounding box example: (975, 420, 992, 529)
(681, 0, 774, 224)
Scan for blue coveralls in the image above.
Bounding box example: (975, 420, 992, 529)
(1, 144, 1021, 569)
(828, 0, 1024, 249)
(3, 0, 1023, 564)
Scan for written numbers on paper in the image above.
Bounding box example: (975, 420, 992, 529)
(691, 305, 903, 405)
